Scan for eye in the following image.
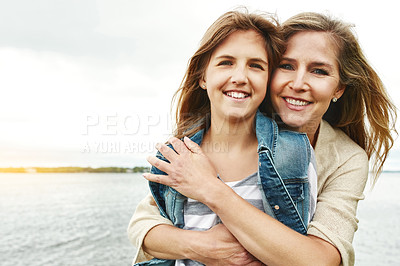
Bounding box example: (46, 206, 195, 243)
(279, 64, 293, 70)
(312, 68, 329, 75)
(250, 63, 264, 70)
(217, 60, 233, 66)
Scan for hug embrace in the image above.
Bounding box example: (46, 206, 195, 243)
(128, 9, 397, 266)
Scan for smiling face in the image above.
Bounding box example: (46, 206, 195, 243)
(270, 31, 345, 141)
(200, 30, 269, 124)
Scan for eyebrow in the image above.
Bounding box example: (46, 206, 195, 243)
(281, 57, 334, 71)
(215, 55, 268, 66)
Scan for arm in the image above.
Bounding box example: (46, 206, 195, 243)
(127, 193, 173, 263)
(199, 179, 341, 266)
(144, 223, 263, 265)
(145, 137, 343, 266)
(128, 193, 261, 265)
(308, 143, 369, 265)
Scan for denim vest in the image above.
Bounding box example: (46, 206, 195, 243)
(136, 111, 311, 266)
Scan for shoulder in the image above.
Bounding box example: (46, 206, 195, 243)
(315, 120, 368, 182)
(314, 120, 369, 196)
(316, 120, 366, 156)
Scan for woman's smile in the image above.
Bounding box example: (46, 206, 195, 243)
(284, 97, 311, 107)
(224, 90, 250, 100)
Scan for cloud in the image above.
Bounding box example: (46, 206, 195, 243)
(0, 0, 138, 62)
(1, 0, 399, 167)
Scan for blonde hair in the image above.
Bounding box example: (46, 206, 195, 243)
(172, 10, 284, 139)
(281, 12, 397, 184)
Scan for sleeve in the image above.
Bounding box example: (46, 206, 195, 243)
(127, 193, 173, 264)
(307, 150, 369, 266)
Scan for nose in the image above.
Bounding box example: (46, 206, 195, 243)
(290, 69, 308, 91)
(231, 64, 248, 85)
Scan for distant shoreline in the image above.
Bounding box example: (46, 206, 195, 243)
(0, 167, 150, 173)
(1, 167, 399, 174)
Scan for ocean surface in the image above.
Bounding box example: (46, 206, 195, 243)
(0, 172, 399, 266)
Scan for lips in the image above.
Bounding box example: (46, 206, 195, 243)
(224, 91, 250, 99)
(284, 97, 311, 106)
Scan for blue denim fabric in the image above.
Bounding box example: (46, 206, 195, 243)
(136, 111, 311, 266)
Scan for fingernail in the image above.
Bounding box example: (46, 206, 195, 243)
(142, 173, 149, 178)
(155, 143, 161, 149)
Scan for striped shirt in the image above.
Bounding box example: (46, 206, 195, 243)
(175, 172, 263, 266)
(182, 172, 262, 231)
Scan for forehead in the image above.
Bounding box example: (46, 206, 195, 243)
(285, 31, 339, 65)
(212, 30, 268, 58)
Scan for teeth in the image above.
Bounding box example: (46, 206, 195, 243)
(285, 98, 309, 106)
(226, 91, 248, 99)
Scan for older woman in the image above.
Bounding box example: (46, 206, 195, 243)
(128, 12, 397, 266)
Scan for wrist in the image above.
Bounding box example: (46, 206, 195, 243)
(202, 180, 236, 213)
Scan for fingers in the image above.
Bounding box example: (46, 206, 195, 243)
(155, 142, 178, 162)
(168, 137, 190, 155)
(154, 137, 191, 162)
(146, 155, 172, 173)
(183, 136, 203, 154)
(155, 137, 198, 160)
(143, 172, 170, 186)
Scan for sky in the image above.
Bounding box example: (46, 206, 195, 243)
(1, 0, 399, 169)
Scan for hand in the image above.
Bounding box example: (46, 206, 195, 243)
(143, 136, 220, 202)
(190, 224, 264, 266)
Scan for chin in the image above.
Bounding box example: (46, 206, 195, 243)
(227, 112, 254, 121)
(279, 116, 305, 131)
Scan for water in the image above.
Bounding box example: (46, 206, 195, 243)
(0, 173, 149, 266)
(353, 172, 400, 265)
(0, 173, 399, 265)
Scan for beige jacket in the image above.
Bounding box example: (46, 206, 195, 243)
(127, 120, 369, 266)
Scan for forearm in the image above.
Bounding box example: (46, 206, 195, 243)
(143, 224, 192, 260)
(128, 194, 209, 262)
(205, 183, 340, 266)
(143, 224, 255, 265)
(127, 194, 172, 245)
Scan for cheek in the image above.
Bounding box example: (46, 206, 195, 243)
(251, 75, 269, 99)
(269, 84, 280, 108)
(269, 84, 279, 98)
(258, 79, 268, 96)
(269, 73, 282, 96)
(313, 82, 338, 103)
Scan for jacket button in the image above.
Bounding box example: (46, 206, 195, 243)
(274, 205, 280, 210)
(259, 162, 261, 166)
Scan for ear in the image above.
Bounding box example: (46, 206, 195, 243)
(199, 79, 206, 90)
(334, 84, 345, 100)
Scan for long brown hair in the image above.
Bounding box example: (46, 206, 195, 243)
(280, 12, 397, 184)
(172, 10, 284, 139)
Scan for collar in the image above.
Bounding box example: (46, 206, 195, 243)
(255, 110, 277, 154)
(188, 129, 205, 146)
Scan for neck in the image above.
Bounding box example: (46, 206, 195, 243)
(202, 115, 257, 151)
(307, 124, 321, 148)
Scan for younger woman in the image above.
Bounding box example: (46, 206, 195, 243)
(130, 10, 317, 266)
